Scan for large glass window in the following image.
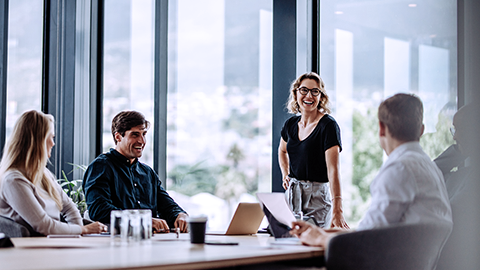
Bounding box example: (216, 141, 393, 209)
(103, 0, 155, 166)
(319, 0, 457, 226)
(166, 0, 273, 230)
(5, 0, 43, 139)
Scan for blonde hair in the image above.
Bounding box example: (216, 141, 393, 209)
(286, 72, 331, 114)
(0, 110, 62, 209)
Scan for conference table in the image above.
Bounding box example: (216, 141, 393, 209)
(1, 233, 324, 270)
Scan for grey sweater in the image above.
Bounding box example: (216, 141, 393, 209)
(0, 169, 82, 235)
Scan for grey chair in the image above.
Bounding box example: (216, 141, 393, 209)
(325, 222, 452, 270)
(0, 215, 30, 238)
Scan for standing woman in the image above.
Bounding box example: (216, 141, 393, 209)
(0, 110, 106, 235)
(278, 72, 348, 229)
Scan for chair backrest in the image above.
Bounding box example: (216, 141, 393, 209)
(325, 222, 452, 270)
(0, 215, 30, 238)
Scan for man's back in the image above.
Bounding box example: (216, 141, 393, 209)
(358, 142, 452, 230)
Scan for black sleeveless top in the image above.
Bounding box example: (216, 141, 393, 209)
(280, 114, 342, 183)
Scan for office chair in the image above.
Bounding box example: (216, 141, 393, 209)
(325, 222, 452, 270)
(0, 215, 30, 238)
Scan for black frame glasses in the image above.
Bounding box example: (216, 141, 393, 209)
(296, 87, 321, 97)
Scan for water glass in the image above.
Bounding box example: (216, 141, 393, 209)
(139, 209, 152, 240)
(127, 210, 141, 242)
(111, 209, 152, 245)
(110, 210, 125, 245)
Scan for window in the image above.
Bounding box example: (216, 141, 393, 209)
(102, 0, 155, 166)
(319, 0, 457, 225)
(5, 0, 43, 140)
(166, 0, 273, 230)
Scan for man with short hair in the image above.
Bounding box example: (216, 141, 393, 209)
(83, 111, 188, 232)
(290, 93, 452, 246)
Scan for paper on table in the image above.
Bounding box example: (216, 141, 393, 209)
(256, 193, 296, 227)
(11, 237, 109, 249)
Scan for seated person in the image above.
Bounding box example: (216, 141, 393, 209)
(0, 110, 106, 235)
(434, 103, 475, 198)
(290, 94, 452, 247)
(435, 103, 480, 270)
(83, 111, 188, 233)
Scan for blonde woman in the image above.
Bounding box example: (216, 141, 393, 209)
(0, 110, 106, 235)
(278, 72, 348, 229)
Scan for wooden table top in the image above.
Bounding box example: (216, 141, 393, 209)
(1, 233, 324, 270)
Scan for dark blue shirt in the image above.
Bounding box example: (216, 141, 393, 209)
(83, 149, 186, 226)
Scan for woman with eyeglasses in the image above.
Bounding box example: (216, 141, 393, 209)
(0, 110, 107, 235)
(278, 72, 349, 229)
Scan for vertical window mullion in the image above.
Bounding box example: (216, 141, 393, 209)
(90, 0, 104, 160)
(42, 0, 77, 178)
(0, 0, 8, 155)
(272, 0, 297, 192)
(153, 0, 168, 188)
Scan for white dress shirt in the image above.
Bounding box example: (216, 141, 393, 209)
(357, 142, 452, 230)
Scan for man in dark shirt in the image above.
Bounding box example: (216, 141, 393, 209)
(83, 111, 188, 232)
(435, 103, 480, 270)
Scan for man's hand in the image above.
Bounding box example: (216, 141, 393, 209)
(289, 220, 333, 247)
(152, 218, 170, 233)
(174, 213, 189, 233)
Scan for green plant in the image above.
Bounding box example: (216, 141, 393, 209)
(57, 163, 87, 216)
(350, 108, 383, 224)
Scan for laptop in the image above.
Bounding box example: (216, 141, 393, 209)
(207, 202, 265, 235)
(256, 192, 300, 243)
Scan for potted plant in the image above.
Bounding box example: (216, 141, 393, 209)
(57, 164, 87, 217)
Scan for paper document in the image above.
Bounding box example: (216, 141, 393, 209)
(256, 192, 296, 227)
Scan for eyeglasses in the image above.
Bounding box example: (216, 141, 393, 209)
(296, 87, 321, 97)
(450, 126, 456, 137)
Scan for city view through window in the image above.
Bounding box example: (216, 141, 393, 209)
(5, 0, 457, 230)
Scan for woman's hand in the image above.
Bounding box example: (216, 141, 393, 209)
(330, 212, 349, 229)
(282, 175, 291, 190)
(81, 221, 108, 235)
(330, 197, 349, 229)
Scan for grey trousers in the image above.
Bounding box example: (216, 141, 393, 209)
(286, 178, 332, 228)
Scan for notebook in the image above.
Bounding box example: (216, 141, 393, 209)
(206, 202, 265, 235)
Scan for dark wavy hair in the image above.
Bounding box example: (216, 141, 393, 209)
(111, 111, 150, 144)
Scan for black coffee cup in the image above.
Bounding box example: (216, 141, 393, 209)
(188, 216, 208, 244)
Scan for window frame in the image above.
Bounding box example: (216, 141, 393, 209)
(0, 0, 8, 155)
(0, 0, 475, 190)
